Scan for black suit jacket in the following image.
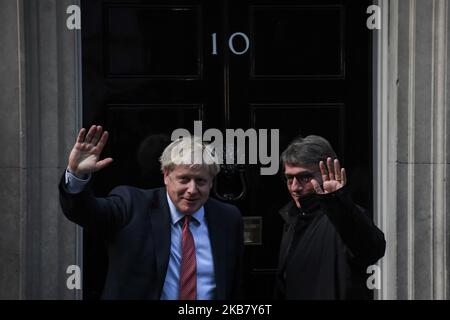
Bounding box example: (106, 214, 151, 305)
(59, 175, 244, 299)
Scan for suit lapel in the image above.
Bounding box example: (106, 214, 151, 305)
(204, 200, 227, 299)
(149, 188, 171, 298)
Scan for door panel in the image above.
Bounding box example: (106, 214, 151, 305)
(250, 5, 344, 77)
(105, 5, 202, 77)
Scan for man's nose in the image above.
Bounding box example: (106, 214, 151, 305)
(291, 177, 303, 191)
(186, 180, 198, 194)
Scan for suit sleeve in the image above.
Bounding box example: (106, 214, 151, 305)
(318, 185, 386, 266)
(231, 208, 244, 300)
(58, 172, 131, 239)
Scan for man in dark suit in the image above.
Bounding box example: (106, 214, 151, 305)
(59, 125, 243, 300)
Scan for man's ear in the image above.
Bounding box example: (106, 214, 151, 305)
(163, 169, 170, 186)
(208, 177, 214, 189)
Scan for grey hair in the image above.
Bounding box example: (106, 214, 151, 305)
(280, 135, 337, 172)
(159, 135, 221, 177)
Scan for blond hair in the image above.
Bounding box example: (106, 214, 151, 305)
(159, 136, 221, 176)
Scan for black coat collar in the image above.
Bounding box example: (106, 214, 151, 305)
(279, 193, 321, 224)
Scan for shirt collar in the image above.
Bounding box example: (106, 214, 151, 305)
(166, 193, 204, 225)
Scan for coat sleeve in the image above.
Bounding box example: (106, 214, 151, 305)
(58, 172, 132, 239)
(318, 186, 386, 266)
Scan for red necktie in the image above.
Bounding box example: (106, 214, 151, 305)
(179, 215, 197, 300)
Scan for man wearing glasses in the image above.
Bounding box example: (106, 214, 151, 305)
(275, 135, 386, 299)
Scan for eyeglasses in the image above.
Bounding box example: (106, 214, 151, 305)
(283, 173, 315, 185)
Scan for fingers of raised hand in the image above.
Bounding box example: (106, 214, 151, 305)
(95, 157, 113, 171)
(77, 125, 107, 148)
(334, 159, 341, 181)
(91, 126, 103, 145)
(311, 179, 324, 194)
(326, 157, 335, 180)
(94, 131, 109, 153)
(84, 125, 97, 144)
(341, 168, 347, 186)
(76, 128, 87, 143)
(319, 161, 328, 182)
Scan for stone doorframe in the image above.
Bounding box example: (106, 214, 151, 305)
(374, 0, 449, 300)
(0, 0, 83, 299)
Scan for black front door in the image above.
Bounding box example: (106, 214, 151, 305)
(82, 0, 372, 299)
